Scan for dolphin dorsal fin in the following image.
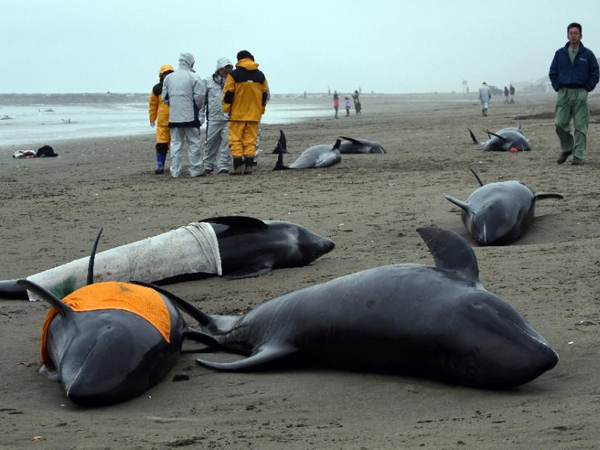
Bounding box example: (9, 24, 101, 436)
(443, 194, 471, 214)
(469, 168, 484, 187)
(17, 279, 74, 317)
(485, 131, 509, 142)
(416, 227, 480, 283)
(87, 228, 103, 286)
(339, 136, 362, 145)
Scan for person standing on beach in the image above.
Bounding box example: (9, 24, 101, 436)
(353, 90, 361, 114)
(344, 97, 351, 116)
(550, 22, 599, 165)
(333, 91, 339, 118)
(222, 50, 269, 175)
(509, 84, 516, 104)
(503, 86, 509, 104)
(149, 64, 174, 174)
(162, 52, 206, 178)
(478, 82, 492, 116)
(202, 57, 233, 175)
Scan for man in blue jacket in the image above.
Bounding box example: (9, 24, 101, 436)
(549, 22, 599, 165)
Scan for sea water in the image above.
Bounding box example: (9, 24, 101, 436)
(0, 102, 330, 148)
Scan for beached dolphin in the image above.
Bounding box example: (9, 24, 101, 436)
(149, 227, 559, 389)
(339, 137, 387, 154)
(444, 169, 563, 245)
(273, 131, 341, 170)
(17, 233, 216, 406)
(468, 122, 531, 152)
(0, 216, 335, 301)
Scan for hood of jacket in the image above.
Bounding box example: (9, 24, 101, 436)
(179, 53, 195, 70)
(216, 57, 233, 71)
(236, 58, 259, 71)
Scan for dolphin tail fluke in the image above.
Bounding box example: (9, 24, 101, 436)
(272, 130, 288, 154)
(87, 228, 103, 286)
(534, 193, 564, 201)
(467, 128, 480, 145)
(416, 227, 480, 283)
(469, 168, 484, 187)
(332, 139, 341, 150)
(196, 343, 297, 371)
(17, 279, 74, 317)
(443, 194, 471, 214)
(0, 279, 29, 300)
(273, 151, 288, 171)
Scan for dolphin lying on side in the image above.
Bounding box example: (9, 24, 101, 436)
(468, 122, 531, 152)
(146, 227, 559, 389)
(18, 232, 216, 406)
(339, 137, 387, 154)
(444, 169, 563, 245)
(0, 216, 335, 301)
(273, 131, 341, 170)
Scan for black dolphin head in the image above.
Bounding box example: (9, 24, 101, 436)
(442, 289, 559, 389)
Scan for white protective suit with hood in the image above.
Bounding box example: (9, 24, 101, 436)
(202, 57, 233, 173)
(162, 53, 206, 178)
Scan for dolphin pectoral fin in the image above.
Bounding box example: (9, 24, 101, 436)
(196, 343, 297, 371)
(339, 136, 363, 145)
(534, 193, 564, 201)
(225, 259, 274, 279)
(39, 362, 60, 382)
(183, 327, 220, 348)
(443, 194, 471, 214)
(485, 131, 509, 142)
(469, 168, 484, 187)
(416, 227, 480, 283)
(17, 279, 74, 317)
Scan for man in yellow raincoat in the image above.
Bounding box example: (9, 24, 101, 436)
(149, 64, 174, 174)
(222, 50, 269, 175)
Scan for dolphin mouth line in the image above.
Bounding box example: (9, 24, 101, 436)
(65, 339, 98, 397)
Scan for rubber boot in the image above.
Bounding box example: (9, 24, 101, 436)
(155, 153, 166, 174)
(244, 157, 254, 175)
(230, 158, 245, 175)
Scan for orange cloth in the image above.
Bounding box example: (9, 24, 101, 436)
(40, 282, 171, 362)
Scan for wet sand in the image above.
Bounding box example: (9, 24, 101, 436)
(1, 93, 600, 449)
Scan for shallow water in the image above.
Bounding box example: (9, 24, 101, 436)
(0, 102, 330, 147)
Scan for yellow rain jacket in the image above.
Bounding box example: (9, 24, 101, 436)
(222, 58, 269, 122)
(149, 65, 173, 143)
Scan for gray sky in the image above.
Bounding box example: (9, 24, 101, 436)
(2, 0, 599, 94)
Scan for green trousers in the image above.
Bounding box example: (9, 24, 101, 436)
(555, 87, 590, 160)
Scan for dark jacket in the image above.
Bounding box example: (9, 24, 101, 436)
(549, 42, 599, 92)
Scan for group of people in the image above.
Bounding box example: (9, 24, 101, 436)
(478, 23, 598, 166)
(503, 85, 516, 104)
(148, 50, 269, 178)
(332, 90, 361, 118)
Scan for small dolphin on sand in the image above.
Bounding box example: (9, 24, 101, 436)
(468, 122, 531, 152)
(145, 227, 559, 389)
(444, 169, 563, 245)
(273, 131, 341, 170)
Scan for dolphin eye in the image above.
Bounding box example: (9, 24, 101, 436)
(470, 302, 484, 311)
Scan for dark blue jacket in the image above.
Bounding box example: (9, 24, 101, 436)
(549, 42, 599, 92)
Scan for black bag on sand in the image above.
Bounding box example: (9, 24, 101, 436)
(36, 145, 58, 157)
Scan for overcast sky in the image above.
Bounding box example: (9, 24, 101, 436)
(2, 0, 599, 94)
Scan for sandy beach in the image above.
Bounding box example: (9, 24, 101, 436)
(1, 93, 600, 449)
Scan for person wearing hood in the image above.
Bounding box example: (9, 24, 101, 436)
(478, 82, 492, 116)
(149, 64, 174, 174)
(202, 57, 233, 175)
(162, 52, 206, 178)
(222, 50, 269, 175)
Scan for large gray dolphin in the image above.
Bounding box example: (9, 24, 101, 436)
(0, 216, 334, 300)
(444, 170, 563, 245)
(468, 122, 531, 152)
(339, 136, 387, 154)
(273, 131, 341, 170)
(150, 227, 559, 389)
(17, 233, 216, 406)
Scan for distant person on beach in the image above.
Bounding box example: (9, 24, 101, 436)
(162, 52, 206, 178)
(202, 57, 233, 175)
(149, 64, 174, 174)
(478, 82, 492, 116)
(222, 50, 269, 175)
(352, 90, 361, 114)
(509, 84, 516, 104)
(503, 86, 509, 104)
(333, 91, 339, 118)
(344, 97, 351, 116)
(550, 22, 599, 165)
